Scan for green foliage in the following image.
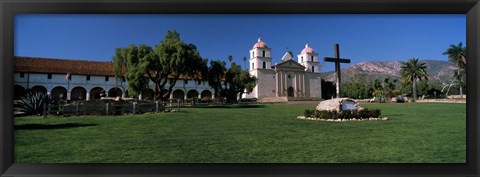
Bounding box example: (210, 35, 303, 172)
(208, 60, 227, 97)
(113, 45, 151, 98)
(341, 73, 373, 99)
(304, 109, 381, 119)
(221, 61, 257, 102)
(14, 91, 51, 115)
(113, 30, 207, 101)
(400, 58, 429, 101)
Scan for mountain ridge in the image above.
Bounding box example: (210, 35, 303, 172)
(321, 59, 456, 82)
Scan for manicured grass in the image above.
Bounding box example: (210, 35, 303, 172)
(14, 102, 466, 163)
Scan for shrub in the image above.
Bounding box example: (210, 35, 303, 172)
(304, 109, 314, 117)
(14, 91, 51, 116)
(304, 109, 381, 119)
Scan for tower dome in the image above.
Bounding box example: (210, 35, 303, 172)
(300, 43, 315, 54)
(252, 38, 268, 49)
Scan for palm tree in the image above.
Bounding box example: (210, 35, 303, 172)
(443, 42, 466, 98)
(400, 58, 429, 101)
(228, 55, 233, 64)
(243, 56, 247, 69)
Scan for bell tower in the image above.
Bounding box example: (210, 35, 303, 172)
(250, 38, 272, 70)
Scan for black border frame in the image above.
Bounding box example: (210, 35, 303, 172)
(1, 0, 479, 176)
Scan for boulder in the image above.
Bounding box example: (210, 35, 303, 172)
(315, 98, 364, 111)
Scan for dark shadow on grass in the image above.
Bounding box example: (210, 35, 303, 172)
(194, 104, 266, 109)
(14, 123, 98, 130)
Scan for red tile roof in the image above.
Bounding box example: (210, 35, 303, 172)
(15, 56, 121, 76)
(14, 56, 204, 80)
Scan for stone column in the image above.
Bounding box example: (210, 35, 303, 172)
(294, 73, 297, 97)
(284, 73, 288, 96)
(302, 74, 306, 97)
(86, 92, 90, 101)
(279, 71, 283, 96)
(276, 72, 279, 97)
(67, 90, 71, 101)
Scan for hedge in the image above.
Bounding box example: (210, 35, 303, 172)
(304, 109, 381, 119)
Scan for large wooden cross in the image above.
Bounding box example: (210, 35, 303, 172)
(324, 44, 351, 98)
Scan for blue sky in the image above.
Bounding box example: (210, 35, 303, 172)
(15, 14, 465, 72)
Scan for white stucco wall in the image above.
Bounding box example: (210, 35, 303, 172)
(14, 72, 214, 101)
(307, 72, 322, 98)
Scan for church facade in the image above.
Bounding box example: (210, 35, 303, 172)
(244, 38, 322, 101)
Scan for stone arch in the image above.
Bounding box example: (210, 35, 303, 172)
(108, 87, 123, 98)
(201, 90, 212, 99)
(142, 88, 154, 101)
(51, 86, 68, 101)
(172, 89, 185, 100)
(187, 90, 199, 99)
(71, 86, 87, 101)
(14, 85, 26, 100)
(31, 85, 47, 95)
(90, 87, 105, 100)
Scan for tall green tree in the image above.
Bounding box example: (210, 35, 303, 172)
(400, 58, 429, 101)
(113, 30, 207, 101)
(112, 44, 151, 98)
(223, 62, 257, 102)
(208, 60, 227, 98)
(443, 42, 466, 98)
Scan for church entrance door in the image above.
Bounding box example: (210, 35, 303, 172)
(287, 87, 294, 97)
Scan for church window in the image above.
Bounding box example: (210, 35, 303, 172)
(312, 66, 315, 72)
(184, 80, 188, 84)
(311, 56, 314, 61)
(198, 80, 201, 85)
(262, 50, 265, 57)
(86, 75, 91, 81)
(20, 73, 25, 78)
(122, 76, 125, 82)
(288, 75, 291, 79)
(47, 73, 52, 79)
(263, 62, 266, 69)
(252, 51, 255, 57)
(105, 76, 109, 81)
(252, 63, 254, 69)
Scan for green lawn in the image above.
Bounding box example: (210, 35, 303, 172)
(14, 102, 466, 163)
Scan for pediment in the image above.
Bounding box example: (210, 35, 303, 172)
(275, 60, 305, 71)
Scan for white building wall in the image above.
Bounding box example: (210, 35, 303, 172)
(307, 73, 322, 98)
(256, 69, 276, 98)
(14, 72, 214, 101)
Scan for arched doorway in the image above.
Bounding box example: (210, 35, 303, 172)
(14, 85, 26, 100)
(51, 86, 67, 101)
(201, 90, 212, 99)
(108, 87, 123, 98)
(31, 85, 47, 95)
(90, 87, 105, 100)
(71, 86, 87, 101)
(287, 87, 294, 97)
(187, 90, 199, 99)
(172, 89, 185, 100)
(142, 89, 154, 100)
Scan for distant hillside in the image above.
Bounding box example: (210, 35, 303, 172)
(322, 60, 456, 82)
